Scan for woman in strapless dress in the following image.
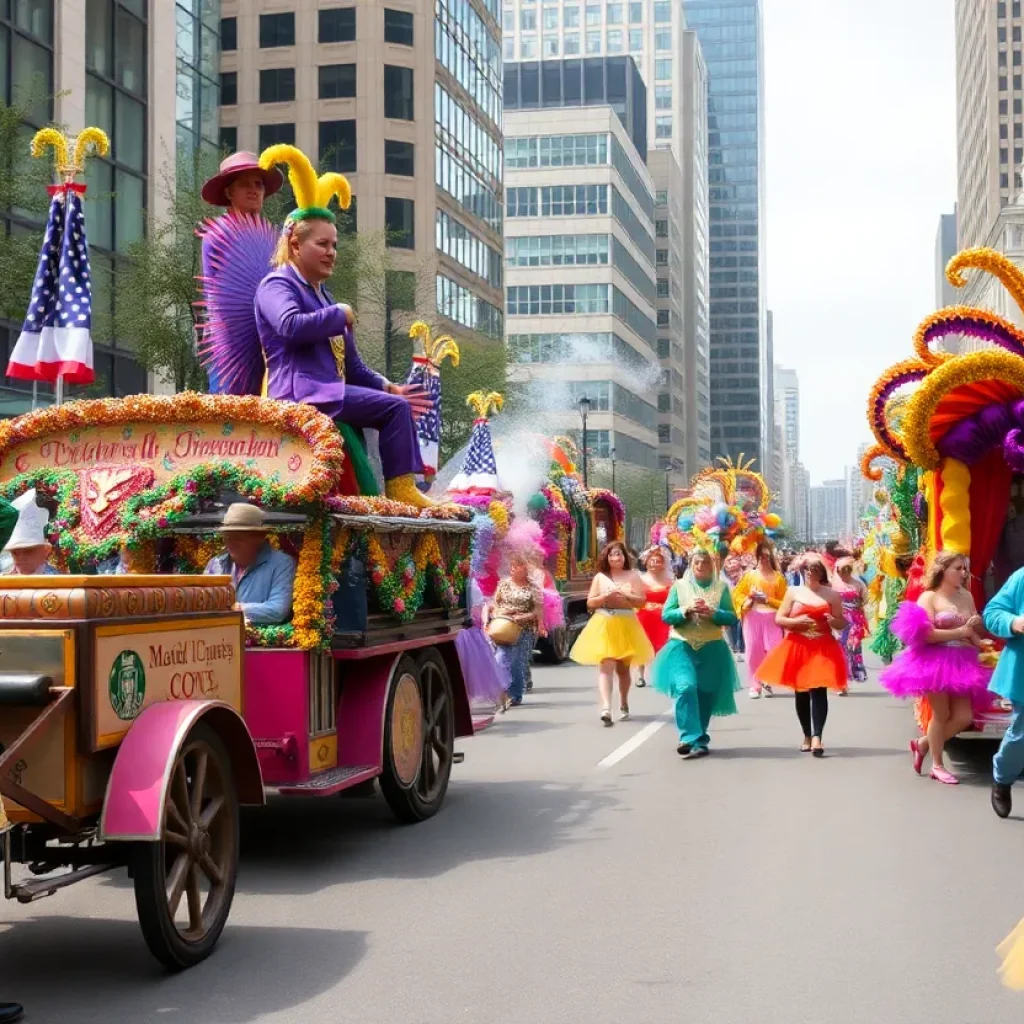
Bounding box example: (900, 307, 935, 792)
(879, 550, 992, 784)
(756, 554, 848, 756)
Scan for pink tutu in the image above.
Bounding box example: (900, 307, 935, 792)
(879, 602, 991, 698)
(542, 588, 565, 630)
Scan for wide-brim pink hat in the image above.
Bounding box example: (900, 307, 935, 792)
(201, 151, 284, 207)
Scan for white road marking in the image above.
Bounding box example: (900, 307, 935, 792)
(596, 709, 673, 770)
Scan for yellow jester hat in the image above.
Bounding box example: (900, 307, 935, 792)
(258, 144, 352, 224)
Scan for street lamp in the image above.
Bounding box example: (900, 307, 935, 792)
(577, 394, 592, 488)
(610, 446, 617, 494)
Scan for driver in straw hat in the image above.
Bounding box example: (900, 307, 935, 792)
(204, 503, 297, 626)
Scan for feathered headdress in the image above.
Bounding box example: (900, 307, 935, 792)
(258, 144, 352, 223)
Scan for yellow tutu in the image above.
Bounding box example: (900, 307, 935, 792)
(998, 915, 1024, 990)
(570, 610, 655, 666)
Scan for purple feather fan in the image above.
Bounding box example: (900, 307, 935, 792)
(195, 213, 279, 396)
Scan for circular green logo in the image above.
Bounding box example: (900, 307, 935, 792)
(109, 649, 146, 721)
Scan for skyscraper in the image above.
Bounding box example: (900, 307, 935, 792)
(683, 0, 766, 471)
(810, 480, 848, 544)
(935, 210, 958, 311)
(219, 0, 505, 345)
(955, 0, 1023, 250)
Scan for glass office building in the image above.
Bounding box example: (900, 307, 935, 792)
(683, 0, 766, 468)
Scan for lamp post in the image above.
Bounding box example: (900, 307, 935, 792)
(577, 394, 592, 488)
(610, 445, 617, 494)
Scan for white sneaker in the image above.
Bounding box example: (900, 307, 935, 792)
(736, 653, 745, 662)
(601, 708, 613, 727)
(619, 705, 630, 721)
(749, 688, 761, 699)
(762, 685, 773, 698)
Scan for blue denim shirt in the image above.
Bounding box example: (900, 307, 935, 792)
(205, 542, 297, 625)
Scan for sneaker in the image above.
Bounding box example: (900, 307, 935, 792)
(683, 747, 709, 760)
(676, 742, 692, 757)
(993, 782, 1013, 819)
(735, 652, 745, 663)
(601, 709, 613, 727)
(619, 705, 630, 721)
(762, 685, 773, 698)
(749, 688, 761, 699)
(636, 674, 647, 688)
(508, 697, 523, 707)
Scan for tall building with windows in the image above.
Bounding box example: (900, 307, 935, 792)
(218, 0, 504, 344)
(0, 0, 175, 414)
(503, 72, 662, 475)
(683, 0, 767, 472)
(955, 0, 1024, 250)
(810, 479, 848, 545)
(176, 1, 223, 162)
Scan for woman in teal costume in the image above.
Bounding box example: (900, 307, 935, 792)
(651, 548, 742, 759)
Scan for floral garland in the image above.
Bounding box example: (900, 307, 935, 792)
(588, 488, 625, 534)
(0, 392, 344, 504)
(327, 494, 472, 521)
(487, 499, 510, 537)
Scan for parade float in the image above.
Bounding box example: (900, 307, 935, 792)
(861, 244, 1024, 737)
(442, 398, 626, 662)
(652, 456, 782, 557)
(0, 135, 502, 970)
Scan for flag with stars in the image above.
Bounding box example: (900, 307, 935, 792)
(406, 356, 442, 478)
(448, 415, 503, 496)
(8, 185, 95, 384)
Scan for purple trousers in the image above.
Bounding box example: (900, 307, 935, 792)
(333, 385, 424, 480)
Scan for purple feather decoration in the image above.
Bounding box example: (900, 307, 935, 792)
(1005, 428, 1024, 472)
(195, 213, 279, 396)
(872, 367, 927, 461)
(922, 313, 1024, 358)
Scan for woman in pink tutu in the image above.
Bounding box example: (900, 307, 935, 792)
(879, 550, 991, 785)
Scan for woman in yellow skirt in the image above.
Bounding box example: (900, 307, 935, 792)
(571, 541, 654, 726)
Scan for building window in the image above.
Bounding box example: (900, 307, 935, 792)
(657, 309, 670, 327)
(607, 3, 623, 24)
(259, 122, 296, 149)
(655, 219, 668, 237)
(319, 7, 356, 43)
(1001, 75, 1009, 92)
(629, 2, 642, 21)
(521, 35, 537, 57)
(653, 0, 670, 21)
(521, 8, 536, 29)
(564, 33, 580, 54)
(586, 4, 601, 25)
(319, 63, 356, 98)
(384, 8, 414, 44)
(655, 84, 671, 110)
(655, 58, 671, 80)
(220, 125, 237, 152)
(658, 424, 670, 443)
(655, 28, 671, 50)
(607, 29, 623, 51)
(220, 71, 237, 106)
(544, 36, 560, 56)
(259, 12, 294, 48)
(565, 5, 580, 26)
(319, 119, 356, 173)
(385, 139, 415, 176)
(543, 7, 559, 29)
(586, 31, 601, 53)
(384, 64, 414, 119)
(656, 248, 668, 265)
(655, 115, 672, 138)
(260, 67, 295, 103)
(385, 197, 416, 249)
(220, 16, 236, 50)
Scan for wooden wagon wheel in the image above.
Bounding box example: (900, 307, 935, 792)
(133, 721, 239, 970)
(379, 649, 455, 823)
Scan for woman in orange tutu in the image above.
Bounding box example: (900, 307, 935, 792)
(635, 545, 674, 687)
(756, 554, 848, 756)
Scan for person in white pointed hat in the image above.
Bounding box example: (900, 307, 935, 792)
(4, 489, 57, 575)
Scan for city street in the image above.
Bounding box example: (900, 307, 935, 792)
(2, 656, 1023, 1023)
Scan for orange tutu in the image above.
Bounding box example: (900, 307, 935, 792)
(755, 632, 848, 692)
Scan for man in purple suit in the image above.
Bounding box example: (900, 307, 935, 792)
(253, 197, 433, 508)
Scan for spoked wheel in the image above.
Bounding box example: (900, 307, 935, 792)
(133, 722, 239, 970)
(379, 650, 455, 823)
(538, 624, 570, 664)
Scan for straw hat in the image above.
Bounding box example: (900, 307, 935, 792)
(218, 503, 269, 533)
(201, 151, 283, 207)
(4, 489, 50, 551)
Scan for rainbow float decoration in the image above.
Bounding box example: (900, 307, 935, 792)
(653, 456, 781, 557)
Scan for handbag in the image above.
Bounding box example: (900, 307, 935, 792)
(486, 615, 522, 647)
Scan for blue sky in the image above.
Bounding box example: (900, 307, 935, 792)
(763, 0, 956, 484)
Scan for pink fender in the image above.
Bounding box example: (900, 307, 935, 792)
(99, 700, 264, 842)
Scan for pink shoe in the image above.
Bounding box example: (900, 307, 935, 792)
(909, 739, 924, 775)
(930, 766, 959, 785)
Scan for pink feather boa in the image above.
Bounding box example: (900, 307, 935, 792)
(890, 601, 932, 648)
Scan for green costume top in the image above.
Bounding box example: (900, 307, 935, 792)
(662, 575, 738, 648)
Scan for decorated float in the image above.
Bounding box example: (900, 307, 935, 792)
(652, 456, 782, 557)
(0, 136, 502, 971)
(861, 244, 1024, 737)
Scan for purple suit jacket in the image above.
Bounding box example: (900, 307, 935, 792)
(254, 263, 385, 419)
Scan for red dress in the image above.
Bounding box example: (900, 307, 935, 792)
(636, 585, 671, 653)
(755, 601, 848, 692)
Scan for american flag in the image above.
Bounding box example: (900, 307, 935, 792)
(8, 186, 95, 385)
(448, 417, 502, 495)
(407, 357, 442, 476)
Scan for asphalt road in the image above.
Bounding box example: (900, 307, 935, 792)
(3, 656, 1024, 1023)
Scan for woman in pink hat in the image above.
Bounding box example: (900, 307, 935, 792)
(196, 152, 284, 394)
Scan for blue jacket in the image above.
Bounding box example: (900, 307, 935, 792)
(983, 566, 1024, 704)
(205, 542, 297, 625)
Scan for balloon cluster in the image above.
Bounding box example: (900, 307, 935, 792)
(652, 457, 782, 556)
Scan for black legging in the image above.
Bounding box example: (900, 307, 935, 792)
(794, 688, 829, 738)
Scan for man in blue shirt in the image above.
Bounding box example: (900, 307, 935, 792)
(204, 503, 297, 625)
